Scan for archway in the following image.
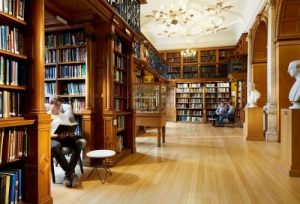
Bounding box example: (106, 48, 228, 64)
(252, 20, 268, 107)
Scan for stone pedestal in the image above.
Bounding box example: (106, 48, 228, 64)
(280, 109, 300, 177)
(244, 107, 264, 141)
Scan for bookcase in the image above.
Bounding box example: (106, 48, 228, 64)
(97, 24, 135, 165)
(205, 82, 231, 122)
(1, 0, 52, 203)
(44, 29, 87, 111)
(161, 46, 234, 80)
(176, 82, 204, 123)
(175, 81, 231, 123)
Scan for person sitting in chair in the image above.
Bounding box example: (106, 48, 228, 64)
(48, 96, 82, 188)
(212, 102, 227, 126)
(218, 102, 235, 126)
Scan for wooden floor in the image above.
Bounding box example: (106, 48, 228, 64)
(52, 122, 300, 204)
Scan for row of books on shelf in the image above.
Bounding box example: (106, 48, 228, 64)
(177, 83, 203, 88)
(205, 93, 230, 98)
(206, 82, 230, 87)
(176, 88, 189, 93)
(71, 98, 85, 112)
(0, 0, 26, 20)
(205, 87, 230, 93)
(114, 36, 123, 53)
(177, 116, 203, 122)
(44, 82, 56, 96)
(177, 110, 203, 115)
(45, 50, 56, 64)
(0, 25, 23, 54)
(177, 98, 188, 103)
(46, 31, 86, 48)
(0, 168, 23, 204)
(0, 56, 25, 86)
(176, 93, 189, 98)
(183, 73, 198, 78)
(117, 116, 125, 132)
(168, 67, 180, 72)
(189, 88, 203, 93)
(167, 73, 180, 79)
(60, 65, 86, 78)
(63, 82, 86, 95)
(45, 66, 56, 80)
(58, 48, 86, 62)
(0, 91, 21, 118)
(0, 127, 27, 165)
(114, 85, 124, 97)
(114, 55, 125, 69)
(114, 70, 123, 83)
(183, 66, 198, 72)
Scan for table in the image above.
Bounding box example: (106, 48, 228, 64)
(86, 150, 116, 184)
(135, 113, 166, 147)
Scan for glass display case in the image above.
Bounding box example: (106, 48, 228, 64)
(133, 83, 166, 113)
(133, 82, 167, 147)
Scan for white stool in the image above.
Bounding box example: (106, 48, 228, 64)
(86, 150, 116, 184)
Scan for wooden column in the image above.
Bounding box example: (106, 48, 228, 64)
(106, 25, 114, 111)
(24, 0, 52, 203)
(30, 0, 45, 113)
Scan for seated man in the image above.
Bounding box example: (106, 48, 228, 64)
(48, 96, 82, 188)
(218, 102, 235, 126)
(212, 102, 227, 126)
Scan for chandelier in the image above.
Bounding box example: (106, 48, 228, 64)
(145, 4, 194, 27)
(181, 48, 197, 58)
(205, 0, 234, 15)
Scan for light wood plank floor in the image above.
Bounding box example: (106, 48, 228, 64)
(51, 122, 300, 204)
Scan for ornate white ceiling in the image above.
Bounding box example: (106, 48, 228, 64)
(141, 0, 267, 51)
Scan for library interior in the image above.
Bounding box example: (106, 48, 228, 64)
(0, 0, 300, 203)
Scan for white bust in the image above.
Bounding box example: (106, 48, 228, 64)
(247, 83, 261, 108)
(288, 60, 300, 109)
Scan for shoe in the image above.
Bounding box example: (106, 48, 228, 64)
(70, 173, 80, 188)
(63, 176, 71, 187)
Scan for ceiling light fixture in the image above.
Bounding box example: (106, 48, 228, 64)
(181, 48, 197, 58)
(145, 4, 194, 27)
(205, 0, 234, 15)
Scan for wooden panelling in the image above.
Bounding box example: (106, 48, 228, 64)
(244, 107, 264, 141)
(252, 63, 267, 107)
(253, 22, 268, 62)
(277, 0, 300, 38)
(275, 40, 300, 137)
(280, 109, 300, 177)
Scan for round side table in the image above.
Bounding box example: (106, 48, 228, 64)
(86, 150, 116, 184)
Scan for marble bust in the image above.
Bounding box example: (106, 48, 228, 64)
(247, 83, 261, 108)
(288, 60, 300, 109)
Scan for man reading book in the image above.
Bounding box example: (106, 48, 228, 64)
(48, 96, 82, 188)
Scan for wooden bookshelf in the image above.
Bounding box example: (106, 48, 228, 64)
(160, 46, 235, 80)
(205, 82, 231, 122)
(174, 80, 232, 123)
(176, 82, 204, 123)
(0, 0, 52, 203)
(44, 29, 87, 112)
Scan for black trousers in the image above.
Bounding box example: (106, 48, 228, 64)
(51, 136, 82, 176)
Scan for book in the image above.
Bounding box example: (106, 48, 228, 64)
(52, 120, 78, 135)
